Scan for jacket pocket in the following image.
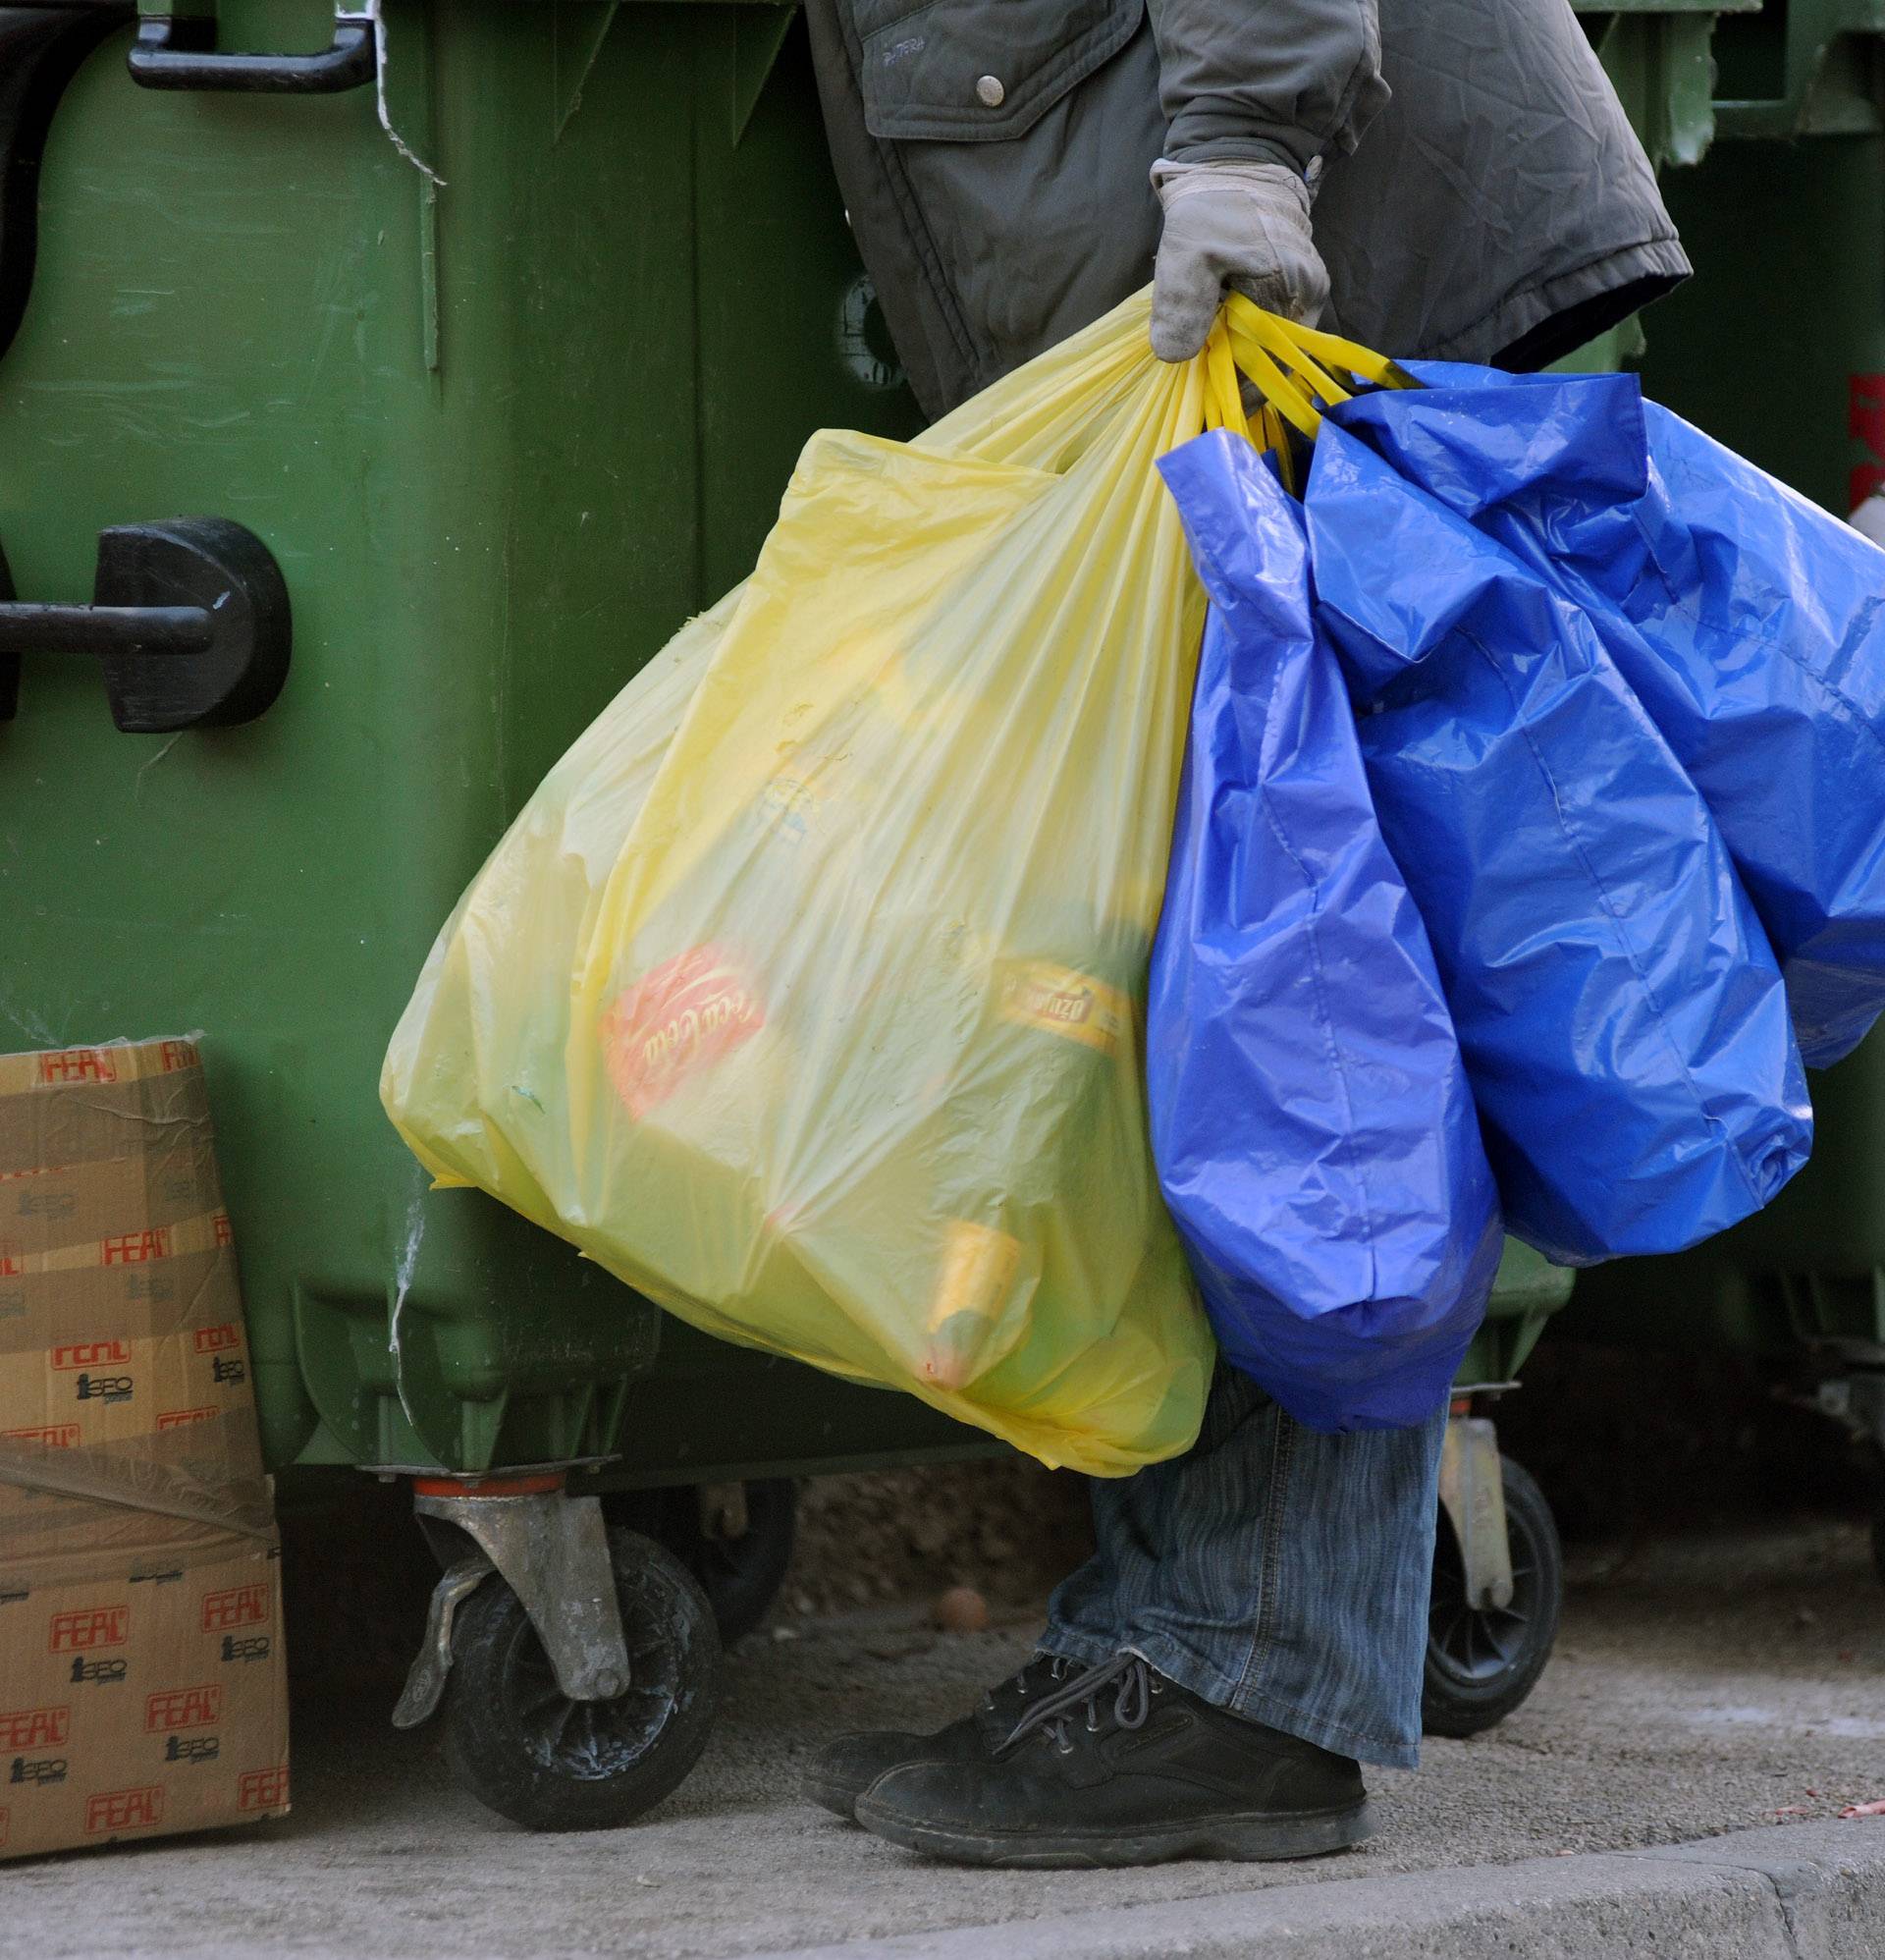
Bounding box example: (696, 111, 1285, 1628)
(858, 0, 1145, 142)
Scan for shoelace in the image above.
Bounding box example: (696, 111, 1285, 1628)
(999, 1653, 1158, 1757)
(982, 1653, 1069, 1716)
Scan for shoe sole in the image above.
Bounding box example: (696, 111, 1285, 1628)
(853, 1795, 1376, 1870)
(803, 1772, 867, 1822)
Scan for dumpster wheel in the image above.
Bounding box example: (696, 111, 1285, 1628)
(443, 1525, 721, 1831)
(606, 1478, 797, 1647)
(1423, 1454, 1562, 1738)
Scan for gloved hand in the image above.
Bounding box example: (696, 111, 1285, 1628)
(1149, 159, 1330, 363)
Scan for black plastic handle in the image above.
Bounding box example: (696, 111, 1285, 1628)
(0, 604, 211, 660)
(0, 517, 292, 733)
(127, 9, 374, 94)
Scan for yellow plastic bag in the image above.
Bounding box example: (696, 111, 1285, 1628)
(383, 290, 1228, 1475)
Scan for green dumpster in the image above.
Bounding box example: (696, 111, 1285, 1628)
(0, 0, 970, 1824)
(0, 0, 963, 1497)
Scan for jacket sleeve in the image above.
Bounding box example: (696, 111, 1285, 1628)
(1147, 0, 1390, 173)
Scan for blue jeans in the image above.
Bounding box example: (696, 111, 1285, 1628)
(1042, 1363, 1446, 1769)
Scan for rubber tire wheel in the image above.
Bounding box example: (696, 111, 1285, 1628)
(1423, 1454, 1562, 1739)
(607, 1480, 797, 1647)
(443, 1526, 720, 1831)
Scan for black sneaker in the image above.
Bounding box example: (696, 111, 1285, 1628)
(804, 1652, 1075, 1820)
(852, 1651, 1374, 1868)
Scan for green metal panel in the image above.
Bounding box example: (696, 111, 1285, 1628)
(1709, 0, 1885, 136)
(0, 0, 950, 1483)
(1575, 0, 1885, 148)
(1582, 2, 1756, 168)
(1638, 129, 1885, 514)
(1457, 1243, 1577, 1388)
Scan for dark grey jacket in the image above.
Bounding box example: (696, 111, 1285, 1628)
(807, 0, 1690, 416)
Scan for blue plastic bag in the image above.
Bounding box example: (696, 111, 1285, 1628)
(1305, 419, 1812, 1266)
(1151, 430, 1501, 1431)
(1335, 365, 1885, 1068)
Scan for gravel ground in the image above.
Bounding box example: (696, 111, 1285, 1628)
(7, 1513, 1882, 1959)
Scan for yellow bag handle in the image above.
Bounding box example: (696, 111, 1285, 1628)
(1225, 299, 1352, 412)
(1201, 318, 1251, 442)
(1200, 298, 1416, 462)
(1221, 323, 1322, 441)
(1201, 318, 1302, 493)
(1264, 311, 1419, 394)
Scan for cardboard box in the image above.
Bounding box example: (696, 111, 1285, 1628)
(0, 1039, 288, 1861)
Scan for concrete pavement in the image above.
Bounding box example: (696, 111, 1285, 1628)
(761, 1824, 1885, 1959)
(5, 1515, 1882, 1958)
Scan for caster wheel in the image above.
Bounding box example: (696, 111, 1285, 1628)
(1423, 1454, 1562, 1738)
(608, 1479, 797, 1646)
(443, 1526, 720, 1830)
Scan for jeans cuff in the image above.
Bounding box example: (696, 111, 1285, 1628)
(1115, 1630, 1423, 1772)
(1036, 1622, 1120, 1671)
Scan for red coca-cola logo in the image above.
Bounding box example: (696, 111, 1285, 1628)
(600, 945, 765, 1120)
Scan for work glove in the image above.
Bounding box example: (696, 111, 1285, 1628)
(1149, 159, 1330, 363)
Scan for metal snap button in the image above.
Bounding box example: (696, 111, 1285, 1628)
(975, 74, 1005, 107)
